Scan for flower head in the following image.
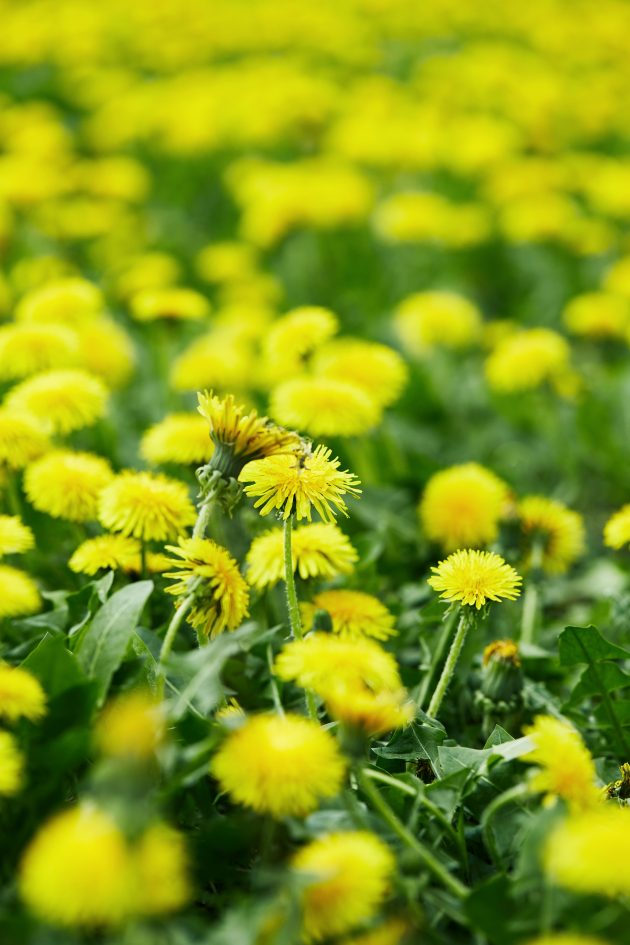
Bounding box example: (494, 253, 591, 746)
(0, 515, 34, 556)
(302, 589, 396, 640)
(544, 806, 630, 898)
(164, 537, 250, 639)
(0, 566, 41, 618)
(275, 633, 402, 696)
(518, 495, 585, 573)
(563, 291, 630, 341)
(141, 413, 215, 466)
(325, 683, 415, 736)
(5, 369, 108, 434)
(0, 663, 46, 722)
(16, 278, 102, 326)
(96, 690, 165, 760)
(420, 462, 510, 551)
(394, 291, 482, 356)
(25, 450, 113, 522)
(0, 410, 49, 469)
(0, 731, 23, 795)
(291, 831, 395, 940)
(131, 823, 191, 916)
(604, 504, 630, 549)
(263, 306, 338, 381)
(130, 286, 210, 322)
(211, 713, 346, 817)
(69, 535, 145, 575)
(428, 549, 522, 609)
(312, 339, 408, 408)
(0, 323, 79, 381)
(240, 445, 361, 522)
(246, 522, 357, 590)
(271, 377, 381, 438)
(75, 317, 135, 389)
(99, 471, 195, 541)
(485, 328, 572, 394)
(521, 715, 601, 811)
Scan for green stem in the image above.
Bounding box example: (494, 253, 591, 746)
(157, 593, 195, 699)
(417, 606, 459, 710)
(266, 644, 285, 717)
(481, 783, 530, 867)
(5, 472, 22, 518)
(364, 768, 459, 845)
(520, 539, 543, 645)
(355, 767, 467, 900)
(193, 498, 214, 539)
(283, 516, 317, 720)
(140, 540, 148, 580)
(427, 610, 472, 718)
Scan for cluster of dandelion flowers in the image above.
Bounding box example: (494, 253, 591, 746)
(240, 445, 361, 522)
(0, 663, 46, 723)
(0, 410, 50, 469)
(96, 691, 165, 761)
(270, 377, 381, 438)
(302, 589, 396, 640)
(0, 515, 34, 555)
(0, 566, 41, 618)
(543, 805, 630, 898)
(603, 504, 630, 549)
(210, 713, 346, 818)
(484, 328, 572, 394)
(419, 462, 510, 551)
(521, 715, 600, 811)
(25, 450, 113, 522)
(0, 323, 79, 381)
(140, 413, 215, 466)
(5, 369, 108, 435)
(19, 805, 190, 927)
(311, 338, 409, 408)
(517, 495, 585, 573)
(428, 549, 522, 609)
(291, 831, 395, 941)
(0, 731, 24, 796)
(245, 521, 357, 589)
(99, 471, 195, 541)
(164, 537, 249, 639)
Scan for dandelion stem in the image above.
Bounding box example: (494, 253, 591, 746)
(266, 643, 285, 717)
(140, 539, 148, 580)
(5, 472, 22, 518)
(283, 515, 317, 721)
(364, 767, 459, 845)
(417, 605, 460, 710)
(355, 766, 467, 900)
(157, 592, 195, 699)
(427, 610, 472, 719)
(520, 539, 543, 645)
(193, 497, 214, 539)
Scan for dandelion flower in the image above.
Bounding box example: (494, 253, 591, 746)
(303, 589, 396, 640)
(518, 496, 585, 573)
(428, 549, 522, 609)
(0, 566, 41, 618)
(19, 805, 133, 927)
(420, 463, 510, 551)
(113, 252, 181, 300)
(326, 682, 414, 736)
(544, 806, 630, 898)
(16, 278, 102, 326)
(271, 377, 381, 437)
(131, 823, 190, 916)
(525, 936, 611, 945)
(264, 306, 338, 381)
(130, 286, 210, 322)
(211, 713, 346, 817)
(312, 339, 408, 408)
(521, 715, 600, 811)
(563, 291, 630, 341)
(339, 919, 410, 945)
(5, 369, 108, 434)
(394, 291, 482, 356)
(164, 537, 250, 639)
(0, 663, 46, 722)
(604, 504, 630, 549)
(75, 317, 135, 388)
(292, 831, 395, 940)
(99, 471, 195, 541)
(0, 410, 49, 469)
(246, 522, 357, 590)
(275, 632, 402, 696)
(0, 515, 34, 555)
(0, 323, 78, 381)
(141, 413, 215, 466)
(240, 445, 361, 522)
(485, 328, 571, 394)
(170, 328, 253, 392)
(0, 731, 23, 795)
(69, 535, 144, 576)
(196, 241, 258, 283)
(25, 450, 113, 522)
(96, 691, 165, 760)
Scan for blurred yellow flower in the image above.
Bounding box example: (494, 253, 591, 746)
(0, 515, 34, 556)
(518, 495, 585, 573)
(0, 663, 46, 722)
(563, 292, 630, 341)
(394, 291, 482, 356)
(246, 522, 357, 590)
(0, 410, 50, 469)
(69, 535, 145, 576)
(420, 462, 510, 551)
(544, 806, 630, 898)
(196, 241, 258, 284)
(325, 682, 415, 736)
(131, 822, 191, 916)
(428, 549, 522, 609)
(141, 413, 215, 466)
(312, 339, 408, 408)
(5, 369, 108, 435)
(263, 306, 339, 383)
(485, 328, 571, 394)
(0, 566, 41, 618)
(0, 323, 79, 381)
(275, 632, 402, 696)
(521, 715, 601, 811)
(603, 504, 630, 549)
(0, 731, 24, 796)
(96, 690, 165, 760)
(99, 471, 195, 541)
(271, 376, 381, 437)
(25, 450, 113, 522)
(16, 278, 102, 326)
(302, 589, 396, 640)
(130, 286, 210, 322)
(75, 317, 135, 388)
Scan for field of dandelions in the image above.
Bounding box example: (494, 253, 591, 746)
(3, 3, 630, 945)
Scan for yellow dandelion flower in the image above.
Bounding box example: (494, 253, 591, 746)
(394, 291, 482, 356)
(312, 339, 408, 408)
(211, 713, 346, 818)
(75, 317, 135, 388)
(0, 663, 46, 722)
(485, 328, 571, 394)
(246, 522, 357, 590)
(0, 410, 50, 469)
(112, 252, 181, 300)
(264, 306, 339, 381)
(15, 278, 102, 326)
(131, 823, 191, 916)
(170, 328, 253, 392)
(544, 806, 630, 898)
(198, 391, 298, 470)
(339, 919, 410, 945)
(164, 537, 250, 639)
(603, 504, 630, 549)
(0, 731, 24, 795)
(141, 413, 215, 466)
(99, 471, 195, 542)
(518, 496, 585, 574)
(292, 831, 395, 941)
(19, 804, 134, 927)
(96, 690, 165, 760)
(525, 936, 611, 945)
(5, 369, 108, 435)
(0, 515, 34, 555)
(563, 292, 630, 341)
(25, 450, 113, 522)
(303, 589, 396, 641)
(69, 535, 144, 576)
(271, 377, 381, 438)
(428, 549, 522, 609)
(483, 639, 521, 667)
(521, 716, 601, 811)
(0, 566, 41, 618)
(130, 287, 210, 322)
(196, 241, 258, 284)
(603, 255, 630, 298)
(275, 632, 402, 697)
(0, 323, 79, 381)
(420, 462, 510, 551)
(326, 682, 415, 736)
(240, 445, 361, 523)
